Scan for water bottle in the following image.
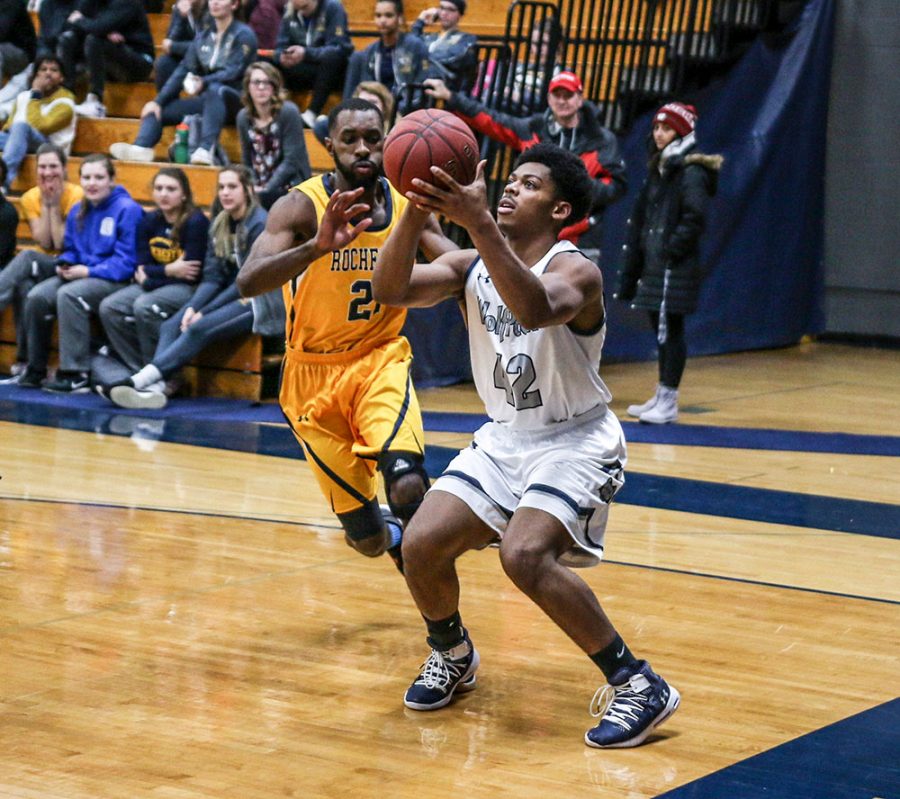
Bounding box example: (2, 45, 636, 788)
(173, 122, 189, 164)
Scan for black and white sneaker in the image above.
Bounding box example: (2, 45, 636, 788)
(15, 367, 47, 389)
(404, 635, 480, 711)
(585, 661, 680, 748)
(42, 370, 90, 394)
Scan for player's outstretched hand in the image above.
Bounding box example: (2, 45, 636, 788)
(407, 160, 489, 229)
(315, 187, 373, 252)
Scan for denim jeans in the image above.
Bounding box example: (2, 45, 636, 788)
(0, 123, 47, 188)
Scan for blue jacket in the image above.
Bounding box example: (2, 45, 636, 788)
(60, 185, 143, 282)
(275, 0, 352, 64)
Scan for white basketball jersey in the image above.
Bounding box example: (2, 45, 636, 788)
(464, 240, 612, 430)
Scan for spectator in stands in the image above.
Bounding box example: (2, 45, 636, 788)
(275, 0, 353, 128)
(505, 16, 562, 111)
(35, 0, 79, 59)
(109, 0, 257, 166)
(0, 0, 37, 91)
(0, 56, 76, 191)
(425, 70, 626, 246)
(58, 0, 155, 119)
(102, 165, 269, 410)
(99, 167, 210, 374)
(0, 161, 16, 269)
(237, 60, 310, 209)
(155, 0, 209, 91)
(617, 102, 722, 424)
(313, 79, 393, 146)
(0, 143, 83, 382)
(16, 153, 142, 392)
(240, 0, 286, 51)
(343, 0, 429, 115)
(411, 0, 477, 94)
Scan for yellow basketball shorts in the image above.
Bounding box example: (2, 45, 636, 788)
(280, 336, 425, 516)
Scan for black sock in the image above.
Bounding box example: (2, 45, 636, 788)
(424, 611, 465, 651)
(589, 634, 639, 682)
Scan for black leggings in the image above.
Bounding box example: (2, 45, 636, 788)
(649, 311, 686, 389)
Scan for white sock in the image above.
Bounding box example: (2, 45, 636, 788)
(131, 364, 163, 389)
(145, 379, 166, 394)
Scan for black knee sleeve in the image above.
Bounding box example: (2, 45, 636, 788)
(336, 498, 385, 543)
(377, 451, 429, 523)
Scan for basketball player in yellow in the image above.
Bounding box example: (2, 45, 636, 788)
(237, 98, 455, 568)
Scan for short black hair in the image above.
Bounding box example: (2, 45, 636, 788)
(327, 97, 384, 134)
(376, 0, 403, 14)
(33, 54, 66, 79)
(512, 143, 593, 226)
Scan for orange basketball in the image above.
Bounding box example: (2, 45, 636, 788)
(383, 108, 479, 196)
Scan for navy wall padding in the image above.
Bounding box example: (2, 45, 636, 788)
(404, 0, 836, 383)
(601, 0, 835, 361)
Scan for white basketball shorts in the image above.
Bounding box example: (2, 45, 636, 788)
(430, 405, 627, 559)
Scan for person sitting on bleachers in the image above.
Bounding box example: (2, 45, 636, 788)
(343, 0, 429, 116)
(155, 0, 209, 92)
(109, 0, 257, 166)
(240, 0, 286, 51)
(0, 0, 38, 99)
(237, 61, 310, 209)
(99, 167, 210, 374)
(275, 0, 353, 128)
(0, 162, 16, 270)
(0, 56, 75, 192)
(410, 0, 477, 94)
(0, 143, 83, 383)
(311, 79, 393, 145)
(35, 0, 79, 59)
(101, 165, 268, 410)
(16, 153, 142, 393)
(58, 0, 155, 119)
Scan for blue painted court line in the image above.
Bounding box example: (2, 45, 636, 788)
(655, 698, 900, 799)
(619, 472, 900, 540)
(3, 395, 899, 539)
(3, 387, 900, 455)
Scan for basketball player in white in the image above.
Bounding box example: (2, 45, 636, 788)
(369, 142, 679, 747)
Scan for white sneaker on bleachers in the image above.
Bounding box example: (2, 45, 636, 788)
(75, 93, 106, 118)
(189, 147, 213, 165)
(110, 142, 155, 162)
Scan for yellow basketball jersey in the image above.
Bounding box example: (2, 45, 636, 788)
(285, 174, 409, 354)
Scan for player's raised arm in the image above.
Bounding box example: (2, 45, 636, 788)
(373, 203, 469, 308)
(238, 188, 372, 298)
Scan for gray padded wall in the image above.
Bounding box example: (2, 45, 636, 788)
(824, 0, 900, 337)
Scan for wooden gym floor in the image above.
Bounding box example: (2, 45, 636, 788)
(1, 341, 898, 798)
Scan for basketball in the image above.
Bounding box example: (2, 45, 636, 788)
(382, 108, 479, 196)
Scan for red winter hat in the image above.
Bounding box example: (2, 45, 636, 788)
(548, 71, 583, 94)
(654, 102, 698, 138)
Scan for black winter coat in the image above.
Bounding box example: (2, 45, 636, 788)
(619, 147, 722, 315)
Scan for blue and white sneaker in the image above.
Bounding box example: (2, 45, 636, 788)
(404, 636, 480, 711)
(585, 661, 680, 748)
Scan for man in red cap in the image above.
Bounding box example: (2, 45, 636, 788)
(424, 69, 626, 244)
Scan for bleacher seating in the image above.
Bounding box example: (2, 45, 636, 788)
(2, 0, 785, 395)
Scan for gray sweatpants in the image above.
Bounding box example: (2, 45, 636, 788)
(25, 275, 126, 372)
(99, 282, 194, 372)
(0, 249, 57, 361)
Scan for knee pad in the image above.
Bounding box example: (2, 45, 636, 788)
(337, 498, 385, 544)
(377, 451, 429, 523)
